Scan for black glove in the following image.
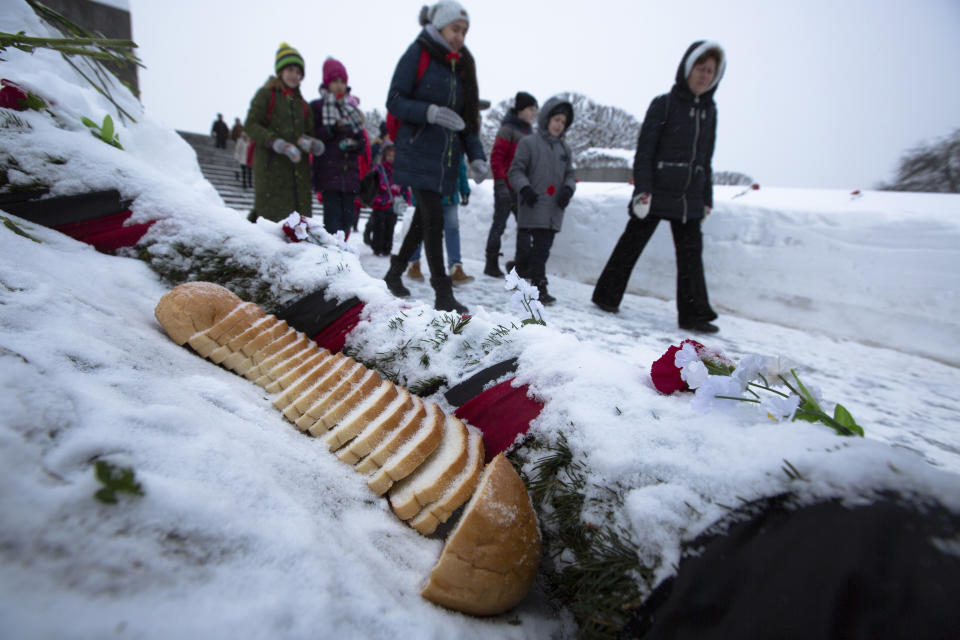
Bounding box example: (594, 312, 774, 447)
(556, 185, 574, 210)
(460, 193, 469, 206)
(520, 186, 538, 208)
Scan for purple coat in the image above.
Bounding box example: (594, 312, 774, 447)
(309, 97, 361, 193)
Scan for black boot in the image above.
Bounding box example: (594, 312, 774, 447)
(483, 252, 504, 278)
(384, 255, 411, 298)
(535, 280, 556, 306)
(431, 276, 468, 314)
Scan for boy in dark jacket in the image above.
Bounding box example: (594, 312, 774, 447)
(507, 96, 576, 305)
(484, 91, 537, 277)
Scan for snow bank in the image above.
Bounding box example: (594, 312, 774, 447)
(455, 183, 960, 365)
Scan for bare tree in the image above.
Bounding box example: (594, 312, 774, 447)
(879, 128, 960, 193)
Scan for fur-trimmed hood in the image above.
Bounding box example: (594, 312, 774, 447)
(674, 40, 726, 100)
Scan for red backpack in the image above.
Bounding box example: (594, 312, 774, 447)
(385, 47, 431, 141)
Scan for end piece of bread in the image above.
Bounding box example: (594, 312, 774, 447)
(388, 414, 470, 521)
(155, 282, 242, 346)
(367, 401, 443, 496)
(408, 428, 485, 535)
(420, 453, 541, 616)
(337, 389, 414, 465)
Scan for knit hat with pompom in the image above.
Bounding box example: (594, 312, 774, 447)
(418, 1, 469, 30)
(275, 42, 304, 75)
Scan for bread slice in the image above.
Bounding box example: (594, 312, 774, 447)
(367, 401, 444, 496)
(337, 389, 414, 465)
(250, 341, 321, 386)
(408, 428, 485, 535)
(263, 349, 332, 394)
(355, 396, 426, 474)
(289, 361, 366, 426)
(207, 302, 265, 345)
(274, 355, 356, 414)
(218, 317, 289, 369)
(245, 332, 311, 380)
(307, 369, 384, 438)
(324, 381, 400, 452)
(420, 453, 541, 616)
(388, 413, 470, 520)
(155, 282, 242, 346)
(210, 315, 277, 362)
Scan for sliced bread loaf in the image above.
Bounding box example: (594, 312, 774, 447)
(323, 380, 400, 452)
(289, 361, 365, 426)
(407, 428, 485, 535)
(354, 396, 425, 475)
(272, 353, 350, 411)
(388, 414, 470, 520)
(307, 369, 384, 437)
(155, 282, 242, 346)
(263, 349, 332, 394)
(367, 401, 444, 496)
(337, 389, 414, 465)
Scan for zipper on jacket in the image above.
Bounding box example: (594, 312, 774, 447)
(447, 62, 457, 171)
(682, 96, 702, 223)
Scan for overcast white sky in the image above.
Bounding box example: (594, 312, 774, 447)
(129, 0, 960, 189)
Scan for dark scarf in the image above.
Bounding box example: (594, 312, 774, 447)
(416, 31, 480, 137)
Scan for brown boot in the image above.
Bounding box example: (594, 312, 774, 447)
(449, 263, 475, 285)
(406, 260, 424, 281)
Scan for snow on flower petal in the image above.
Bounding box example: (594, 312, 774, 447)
(674, 342, 700, 370)
(680, 359, 709, 389)
(690, 376, 744, 413)
(733, 354, 765, 387)
(761, 394, 801, 421)
(504, 267, 523, 291)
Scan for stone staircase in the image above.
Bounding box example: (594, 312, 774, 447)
(178, 131, 264, 215)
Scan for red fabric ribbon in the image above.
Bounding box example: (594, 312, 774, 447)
(281, 88, 294, 98)
(546, 184, 556, 196)
(445, 52, 460, 65)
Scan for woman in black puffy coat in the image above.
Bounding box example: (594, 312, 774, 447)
(592, 40, 725, 333)
(382, 0, 488, 314)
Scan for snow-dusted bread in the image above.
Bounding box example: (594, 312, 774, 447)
(323, 379, 399, 451)
(263, 350, 333, 394)
(367, 401, 444, 496)
(154, 282, 243, 346)
(273, 354, 354, 413)
(388, 414, 470, 520)
(305, 369, 382, 436)
(420, 453, 541, 615)
(408, 428, 485, 535)
(337, 389, 414, 465)
(289, 361, 365, 426)
(355, 396, 426, 474)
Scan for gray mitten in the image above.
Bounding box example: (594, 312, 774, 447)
(426, 104, 465, 131)
(469, 159, 488, 184)
(271, 138, 302, 163)
(297, 135, 325, 156)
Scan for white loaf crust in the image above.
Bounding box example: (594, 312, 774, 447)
(388, 414, 469, 521)
(367, 401, 443, 496)
(420, 453, 541, 616)
(154, 282, 243, 345)
(408, 428, 485, 535)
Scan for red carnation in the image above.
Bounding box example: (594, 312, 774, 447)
(546, 184, 556, 196)
(0, 80, 29, 111)
(650, 339, 706, 394)
(751, 183, 760, 190)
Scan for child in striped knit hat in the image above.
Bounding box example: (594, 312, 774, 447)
(243, 43, 325, 223)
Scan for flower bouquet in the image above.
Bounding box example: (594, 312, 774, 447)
(651, 339, 863, 436)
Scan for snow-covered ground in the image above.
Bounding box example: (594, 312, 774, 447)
(3, 1, 960, 637)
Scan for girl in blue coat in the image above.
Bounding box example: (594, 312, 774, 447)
(592, 40, 725, 333)
(382, 0, 488, 314)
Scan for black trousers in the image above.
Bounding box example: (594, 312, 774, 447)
(515, 227, 556, 284)
(370, 209, 397, 256)
(592, 215, 716, 325)
(396, 189, 446, 279)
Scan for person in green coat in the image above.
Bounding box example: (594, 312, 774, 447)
(244, 43, 325, 223)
